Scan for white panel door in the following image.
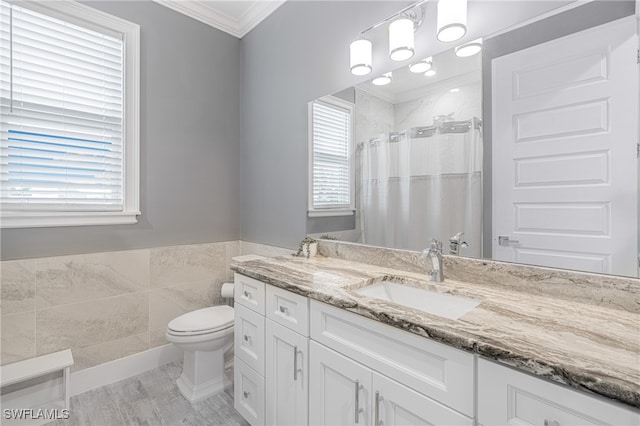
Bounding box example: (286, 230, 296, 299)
(492, 16, 639, 276)
(309, 341, 372, 426)
(372, 373, 474, 426)
(265, 320, 309, 426)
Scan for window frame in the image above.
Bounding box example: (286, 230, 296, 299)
(0, 0, 140, 229)
(307, 95, 356, 217)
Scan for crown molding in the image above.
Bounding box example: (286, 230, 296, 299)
(153, 1, 285, 38)
(239, 1, 286, 37)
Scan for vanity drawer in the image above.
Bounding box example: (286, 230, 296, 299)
(478, 358, 640, 425)
(234, 273, 265, 315)
(310, 300, 474, 416)
(235, 303, 265, 375)
(266, 285, 309, 336)
(234, 357, 265, 426)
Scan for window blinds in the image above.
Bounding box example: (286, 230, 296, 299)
(0, 2, 124, 211)
(311, 99, 352, 209)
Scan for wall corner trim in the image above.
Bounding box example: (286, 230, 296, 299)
(70, 344, 182, 396)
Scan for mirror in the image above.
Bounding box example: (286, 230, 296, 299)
(353, 48, 483, 258)
(314, 1, 639, 278)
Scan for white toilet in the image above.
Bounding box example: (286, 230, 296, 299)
(166, 304, 234, 403)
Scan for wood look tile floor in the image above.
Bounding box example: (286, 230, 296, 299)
(45, 362, 249, 426)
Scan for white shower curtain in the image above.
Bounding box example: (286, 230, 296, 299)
(358, 122, 483, 256)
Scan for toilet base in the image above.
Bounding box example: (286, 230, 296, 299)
(177, 349, 232, 404)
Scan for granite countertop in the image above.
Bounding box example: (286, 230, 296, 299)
(232, 254, 640, 409)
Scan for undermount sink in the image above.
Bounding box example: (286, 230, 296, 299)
(353, 279, 480, 320)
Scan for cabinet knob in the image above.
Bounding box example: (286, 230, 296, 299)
(279, 305, 289, 315)
(243, 290, 251, 299)
(243, 334, 250, 342)
(243, 391, 250, 399)
(544, 420, 560, 426)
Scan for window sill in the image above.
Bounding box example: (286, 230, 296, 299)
(0, 211, 140, 229)
(308, 209, 355, 218)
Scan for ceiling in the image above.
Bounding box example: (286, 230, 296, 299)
(153, 0, 287, 38)
(152, 0, 583, 42)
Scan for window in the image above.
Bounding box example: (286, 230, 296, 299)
(308, 96, 355, 217)
(0, 1, 139, 228)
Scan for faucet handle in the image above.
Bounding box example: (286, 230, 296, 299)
(450, 232, 464, 242)
(448, 232, 468, 255)
(430, 239, 442, 251)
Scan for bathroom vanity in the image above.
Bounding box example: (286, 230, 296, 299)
(231, 243, 639, 425)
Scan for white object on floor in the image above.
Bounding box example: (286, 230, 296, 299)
(166, 305, 235, 403)
(71, 343, 182, 396)
(1, 349, 74, 423)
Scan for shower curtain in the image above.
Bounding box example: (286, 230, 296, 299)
(358, 121, 483, 256)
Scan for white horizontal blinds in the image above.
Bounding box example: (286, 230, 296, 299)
(0, 2, 124, 211)
(312, 99, 352, 208)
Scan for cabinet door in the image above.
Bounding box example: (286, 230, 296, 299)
(234, 357, 265, 426)
(235, 303, 265, 375)
(372, 373, 474, 426)
(266, 320, 309, 426)
(234, 273, 266, 314)
(266, 285, 310, 336)
(309, 341, 372, 426)
(478, 358, 640, 425)
(310, 300, 474, 416)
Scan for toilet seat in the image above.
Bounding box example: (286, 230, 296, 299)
(167, 305, 234, 336)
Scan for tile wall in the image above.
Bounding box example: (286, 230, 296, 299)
(0, 241, 292, 372)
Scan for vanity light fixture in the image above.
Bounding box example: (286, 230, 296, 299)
(455, 38, 482, 57)
(425, 69, 436, 77)
(350, 39, 373, 75)
(409, 57, 432, 73)
(348, 0, 438, 75)
(372, 72, 392, 86)
(389, 18, 415, 61)
(437, 0, 467, 42)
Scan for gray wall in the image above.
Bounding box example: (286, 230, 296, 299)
(240, 1, 402, 249)
(481, 0, 635, 257)
(1, 1, 241, 260)
(5, 0, 634, 260)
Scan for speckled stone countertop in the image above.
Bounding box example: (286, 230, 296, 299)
(231, 244, 640, 409)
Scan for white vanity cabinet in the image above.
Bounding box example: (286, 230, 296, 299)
(478, 358, 640, 426)
(234, 274, 267, 425)
(234, 273, 310, 426)
(234, 274, 640, 426)
(309, 341, 474, 426)
(265, 286, 310, 426)
(309, 300, 475, 425)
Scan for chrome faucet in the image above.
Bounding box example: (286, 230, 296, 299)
(422, 239, 443, 282)
(449, 232, 468, 256)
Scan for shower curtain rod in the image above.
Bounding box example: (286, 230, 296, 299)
(359, 117, 482, 147)
(366, 170, 483, 183)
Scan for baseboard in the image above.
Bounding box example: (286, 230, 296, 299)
(71, 344, 182, 396)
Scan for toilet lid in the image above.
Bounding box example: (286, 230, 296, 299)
(168, 305, 234, 334)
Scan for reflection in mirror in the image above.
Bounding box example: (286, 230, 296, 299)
(319, 1, 639, 278)
(354, 48, 482, 257)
